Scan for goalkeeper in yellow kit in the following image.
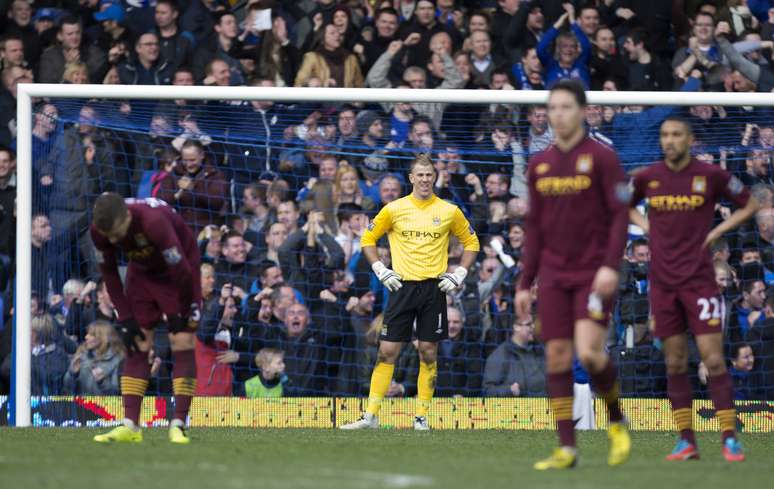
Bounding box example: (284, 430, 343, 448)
(340, 154, 479, 430)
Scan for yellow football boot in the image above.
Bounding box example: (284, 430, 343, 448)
(169, 425, 191, 444)
(93, 425, 143, 443)
(534, 447, 578, 470)
(608, 422, 631, 466)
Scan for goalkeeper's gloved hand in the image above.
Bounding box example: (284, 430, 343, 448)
(438, 267, 468, 293)
(117, 318, 145, 354)
(372, 261, 403, 292)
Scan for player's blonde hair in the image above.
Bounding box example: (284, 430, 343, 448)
(409, 153, 435, 173)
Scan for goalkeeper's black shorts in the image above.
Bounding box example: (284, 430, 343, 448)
(381, 279, 447, 343)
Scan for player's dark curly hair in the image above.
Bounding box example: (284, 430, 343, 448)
(549, 79, 587, 107)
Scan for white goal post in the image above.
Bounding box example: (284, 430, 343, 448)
(12, 83, 774, 427)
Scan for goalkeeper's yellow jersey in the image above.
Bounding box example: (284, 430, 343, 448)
(361, 193, 480, 281)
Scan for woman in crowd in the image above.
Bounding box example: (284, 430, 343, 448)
(295, 23, 363, 88)
(332, 165, 375, 215)
(64, 320, 124, 395)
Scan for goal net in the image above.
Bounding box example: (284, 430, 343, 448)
(5, 83, 774, 429)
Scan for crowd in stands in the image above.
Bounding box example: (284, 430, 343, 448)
(1, 0, 774, 401)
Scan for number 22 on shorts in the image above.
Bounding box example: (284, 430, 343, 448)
(697, 296, 724, 327)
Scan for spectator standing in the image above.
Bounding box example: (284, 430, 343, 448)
(748, 294, 774, 399)
(214, 231, 258, 292)
(279, 210, 345, 303)
(0, 148, 16, 289)
(4, 0, 42, 68)
(536, 4, 592, 88)
(192, 11, 245, 85)
(295, 23, 363, 88)
(0, 65, 33, 148)
(38, 16, 106, 85)
(154, 0, 194, 71)
(436, 306, 482, 396)
(483, 317, 546, 397)
(622, 28, 673, 91)
(366, 38, 462, 130)
(158, 140, 228, 233)
(30, 314, 69, 396)
(356, 7, 400, 73)
(256, 16, 301, 87)
(468, 31, 505, 88)
(117, 33, 174, 85)
(272, 303, 324, 395)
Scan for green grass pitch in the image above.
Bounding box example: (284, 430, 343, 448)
(0, 428, 770, 489)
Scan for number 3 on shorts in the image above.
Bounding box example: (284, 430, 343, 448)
(697, 297, 723, 323)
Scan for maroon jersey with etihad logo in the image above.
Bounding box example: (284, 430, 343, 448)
(631, 159, 750, 288)
(518, 136, 629, 290)
(91, 197, 201, 321)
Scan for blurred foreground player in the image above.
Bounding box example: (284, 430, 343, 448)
(630, 118, 758, 462)
(91, 194, 201, 444)
(515, 80, 631, 470)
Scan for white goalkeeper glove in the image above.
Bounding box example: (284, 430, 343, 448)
(438, 267, 467, 293)
(489, 238, 516, 269)
(372, 261, 403, 292)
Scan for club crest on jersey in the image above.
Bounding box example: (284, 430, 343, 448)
(367, 222, 375, 231)
(648, 180, 660, 189)
(163, 246, 182, 265)
(135, 234, 149, 247)
(576, 154, 593, 173)
(692, 176, 707, 193)
(535, 162, 550, 175)
(433, 216, 441, 226)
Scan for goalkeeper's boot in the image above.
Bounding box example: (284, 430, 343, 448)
(169, 422, 191, 444)
(340, 412, 379, 430)
(94, 424, 142, 443)
(607, 422, 631, 466)
(665, 439, 700, 461)
(533, 447, 577, 471)
(413, 416, 430, 431)
(722, 437, 745, 463)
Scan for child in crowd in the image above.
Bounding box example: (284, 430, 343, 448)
(244, 348, 287, 398)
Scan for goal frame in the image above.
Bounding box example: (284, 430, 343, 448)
(12, 82, 774, 426)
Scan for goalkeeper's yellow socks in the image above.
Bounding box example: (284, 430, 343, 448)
(416, 361, 437, 418)
(366, 362, 395, 416)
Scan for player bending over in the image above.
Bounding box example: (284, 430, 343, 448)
(91, 194, 202, 444)
(515, 80, 631, 470)
(630, 117, 758, 462)
(340, 154, 479, 430)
